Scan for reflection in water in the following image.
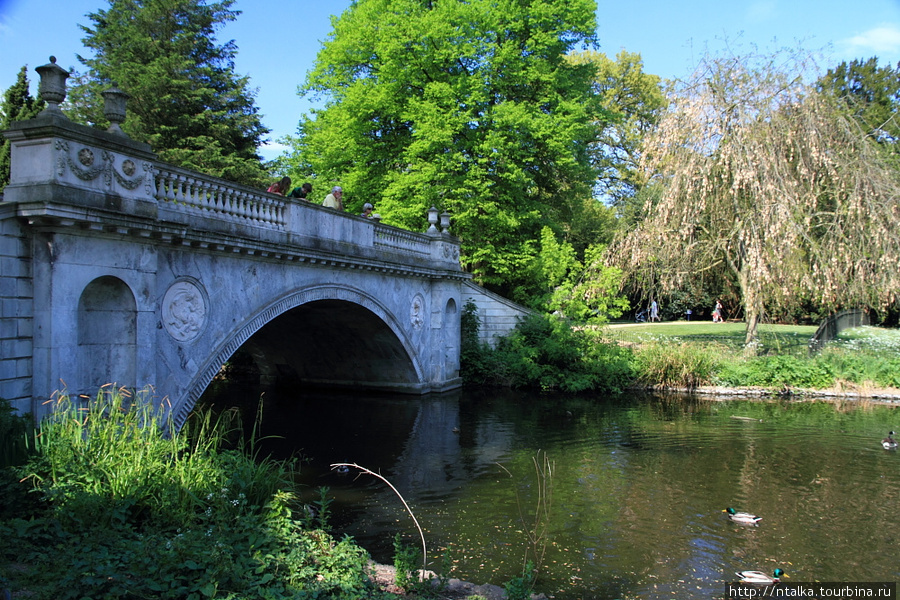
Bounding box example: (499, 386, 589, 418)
(197, 384, 900, 599)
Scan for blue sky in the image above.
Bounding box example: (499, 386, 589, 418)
(2, 0, 899, 160)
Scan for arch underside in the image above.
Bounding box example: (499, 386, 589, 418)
(243, 299, 420, 389)
(174, 286, 424, 428)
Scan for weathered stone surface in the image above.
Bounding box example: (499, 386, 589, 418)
(0, 96, 531, 425)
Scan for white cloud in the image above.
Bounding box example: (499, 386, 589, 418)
(839, 24, 900, 58)
(259, 141, 291, 162)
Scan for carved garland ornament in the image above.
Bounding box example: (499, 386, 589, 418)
(162, 280, 208, 342)
(55, 140, 146, 190)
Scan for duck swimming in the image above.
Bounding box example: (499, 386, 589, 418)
(736, 568, 785, 585)
(724, 507, 762, 525)
(882, 431, 897, 450)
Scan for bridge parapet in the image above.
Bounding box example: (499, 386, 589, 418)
(2, 57, 462, 275)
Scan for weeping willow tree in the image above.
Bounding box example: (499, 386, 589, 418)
(608, 48, 900, 348)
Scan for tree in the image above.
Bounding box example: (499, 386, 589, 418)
(817, 57, 900, 159)
(67, 0, 269, 185)
(607, 47, 900, 348)
(567, 50, 666, 216)
(290, 0, 600, 296)
(0, 66, 45, 192)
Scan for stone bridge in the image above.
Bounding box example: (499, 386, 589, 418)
(0, 58, 530, 428)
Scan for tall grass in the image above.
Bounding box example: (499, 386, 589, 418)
(23, 386, 290, 531)
(632, 342, 723, 388)
(1, 386, 379, 599)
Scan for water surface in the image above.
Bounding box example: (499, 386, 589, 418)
(199, 385, 900, 599)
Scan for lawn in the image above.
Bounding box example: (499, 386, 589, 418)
(604, 320, 900, 357)
(605, 320, 818, 355)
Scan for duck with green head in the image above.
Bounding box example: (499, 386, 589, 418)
(724, 507, 762, 525)
(736, 568, 785, 585)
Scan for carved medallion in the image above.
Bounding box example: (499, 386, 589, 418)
(122, 159, 136, 176)
(162, 280, 208, 342)
(410, 294, 425, 330)
(78, 147, 94, 167)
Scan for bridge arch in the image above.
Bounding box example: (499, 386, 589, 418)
(172, 284, 424, 428)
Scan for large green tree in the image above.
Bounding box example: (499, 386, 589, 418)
(67, 0, 269, 185)
(817, 57, 900, 161)
(0, 66, 45, 192)
(290, 0, 600, 296)
(607, 48, 900, 348)
(568, 50, 665, 218)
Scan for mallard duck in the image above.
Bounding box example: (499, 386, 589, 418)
(882, 431, 897, 450)
(724, 507, 762, 525)
(736, 568, 785, 585)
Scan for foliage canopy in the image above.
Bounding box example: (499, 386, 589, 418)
(0, 66, 45, 192)
(568, 50, 666, 215)
(817, 57, 900, 156)
(67, 0, 270, 185)
(288, 0, 601, 295)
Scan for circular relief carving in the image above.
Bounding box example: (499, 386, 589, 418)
(410, 294, 425, 330)
(78, 147, 94, 166)
(162, 280, 208, 342)
(122, 159, 136, 176)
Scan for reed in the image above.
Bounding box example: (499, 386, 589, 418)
(498, 449, 554, 585)
(633, 341, 723, 388)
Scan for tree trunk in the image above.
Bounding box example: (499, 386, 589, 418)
(739, 264, 762, 354)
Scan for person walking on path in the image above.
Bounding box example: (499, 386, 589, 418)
(650, 300, 659, 322)
(713, 300, 724, 323)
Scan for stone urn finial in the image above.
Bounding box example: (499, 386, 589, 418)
(427, 206, 439, 235)
(36, 56, 70, 115)
(102, 82, 130, 136)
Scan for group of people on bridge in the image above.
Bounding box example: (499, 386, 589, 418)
(266, 177, 380, 220)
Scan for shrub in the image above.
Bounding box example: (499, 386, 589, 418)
(715, 354, 836, 389)
(0, 397, 31, 469)
(463, 313, 636, 392)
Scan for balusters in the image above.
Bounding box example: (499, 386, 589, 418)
(151, 165, 292, 230)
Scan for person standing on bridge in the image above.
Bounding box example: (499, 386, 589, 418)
(323, 186, 344, 211)
(267, 176, 291, 196)
(289, 182, 312, 200)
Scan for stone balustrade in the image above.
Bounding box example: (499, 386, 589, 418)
(154, 162, 287, 229)
(374, 225, 432, 256)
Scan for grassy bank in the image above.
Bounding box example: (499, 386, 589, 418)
(611, 321, 900, 393)
(0, 389, 395, 600)
(462, 310, 900, 395)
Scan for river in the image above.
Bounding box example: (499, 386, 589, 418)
(197, 384, 900, 599)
